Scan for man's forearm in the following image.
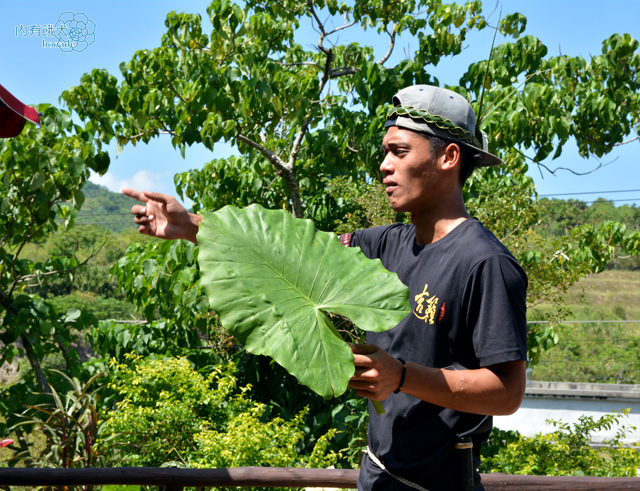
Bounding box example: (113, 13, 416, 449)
(401, 360, 526, 416)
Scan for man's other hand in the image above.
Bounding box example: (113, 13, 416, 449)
(348, 343, 404, 401)
(122, 188, 202, 243)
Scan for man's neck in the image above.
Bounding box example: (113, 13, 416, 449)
(411, 198, 471, 246)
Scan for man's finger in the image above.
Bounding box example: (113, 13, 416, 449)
(134, 215, 152, 225)
(131, 205, 146, 215)
(350, 343, 380, 355)
(122, 188, 148, 202)
(353, 354, 376, 368)
(353, 366, 378, 379)
(142, 191, 170, 204)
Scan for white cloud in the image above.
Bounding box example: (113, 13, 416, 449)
(89, 170, 164, 194)
(88, 170, 193, 208)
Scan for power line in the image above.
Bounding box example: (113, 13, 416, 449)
(541, 189, 640, 197)
(75, 221, 136, 226)
(583, 198, 639, 205)
(528, 320, 640, 324)
(75, 212, 131, 217)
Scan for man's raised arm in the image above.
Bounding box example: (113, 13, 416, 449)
(122, 188, 203, 244)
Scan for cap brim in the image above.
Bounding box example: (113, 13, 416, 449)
(0, 83, 41, 138)
(458, 141, 503, 167)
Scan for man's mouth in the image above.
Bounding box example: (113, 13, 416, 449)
(384, 180, 397, 194)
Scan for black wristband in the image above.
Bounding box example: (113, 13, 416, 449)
(393, 357, 407, 394)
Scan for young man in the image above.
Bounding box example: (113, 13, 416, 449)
(124, 85, 528, 491)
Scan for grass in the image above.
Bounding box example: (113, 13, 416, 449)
(529, 269, 640, 383)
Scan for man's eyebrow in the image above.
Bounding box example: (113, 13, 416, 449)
(381, 140, 407, 151)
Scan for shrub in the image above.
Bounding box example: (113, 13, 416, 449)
(8, 370, 112, 472)
(484, 410, 640, 477)
(100, 355, 339, 488)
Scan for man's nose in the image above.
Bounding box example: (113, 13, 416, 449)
(379, 153, 393, 174)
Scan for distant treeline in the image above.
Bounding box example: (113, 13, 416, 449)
(536, 198, 639, 269)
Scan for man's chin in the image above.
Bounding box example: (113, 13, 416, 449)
(389, 201, 408, 214)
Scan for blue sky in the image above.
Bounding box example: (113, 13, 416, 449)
(1, 1, 638, 207)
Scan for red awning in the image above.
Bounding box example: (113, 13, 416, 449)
(0, 83, 41, 138)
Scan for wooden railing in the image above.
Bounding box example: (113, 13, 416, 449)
(1, 467, 639, 490)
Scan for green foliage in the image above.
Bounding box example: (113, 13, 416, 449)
(4, 0, 640, 474)
(229, 350, 369, 467)
(0, 103, 109, 422)
(104, 237, 225, 366)
(77, 182, 139, 233)
(7, 370, 111, 472)
(535, 198, 640, 270)
(324, 177, 405, 234)
(48, 292, 137, 321)
(100, 356, 339, 486)
(531, 321, 640, 384)
(484, 410, 640, 477)
(479, 426, 521, 471)
(197, 204, 410, 399)
(59, 0, 640, 367)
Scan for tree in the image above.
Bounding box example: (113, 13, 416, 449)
(60, 0, 640, 359)
(3, 0, 639, 469)
(0, 104, 109, 450)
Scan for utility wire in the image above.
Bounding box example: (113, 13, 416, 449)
(75, 222, 135, 226)
(528, 320, 640, 324)
(75, 212, 131, 217)
(583, 198, 639, 205)
(541, 189, 640, 197)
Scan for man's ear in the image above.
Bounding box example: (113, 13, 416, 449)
(439, 142, 462, 173)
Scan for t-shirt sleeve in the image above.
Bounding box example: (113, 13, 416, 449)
(463, 253, 528, 367)
(349, 225, 396, 259)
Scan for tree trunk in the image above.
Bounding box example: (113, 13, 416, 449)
(283, 168, 303, 218)
(20, 333, 49, 393)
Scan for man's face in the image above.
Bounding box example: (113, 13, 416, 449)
(380, 126, 444, 215)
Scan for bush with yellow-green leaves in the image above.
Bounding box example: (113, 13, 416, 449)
(483, 410, 640, 477)
(100, 355, 339, 478)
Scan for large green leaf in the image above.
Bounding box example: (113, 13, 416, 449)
(197, 204, 410, 398)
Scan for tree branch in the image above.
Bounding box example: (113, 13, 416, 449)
(288, 45, 334, 170)
(7, 215, 48, 300)
(536, 160, 607, 177)
(278, 61, 323, 70)
(514, 148, 611, 177)
(237, 129, 303, 217)
(19, 257, 92, 285)
(325, 20, 357, 37)
(330, 67, 358, 78)
(236, 134, 290, 174)
(18, 237, 106, 286)
(377, 23, 398, 65)
(164, 76, 188, 104)
(614, 136, 639, 146)
(308, 2, 331, 55)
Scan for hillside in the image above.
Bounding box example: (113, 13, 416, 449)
(76, 182, 139, 233)
(530, 270, 640, 384)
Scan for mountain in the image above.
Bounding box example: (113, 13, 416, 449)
(76, 182, 138, 233)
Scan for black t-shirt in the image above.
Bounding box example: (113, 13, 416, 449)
(349, 219, 528, 490)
